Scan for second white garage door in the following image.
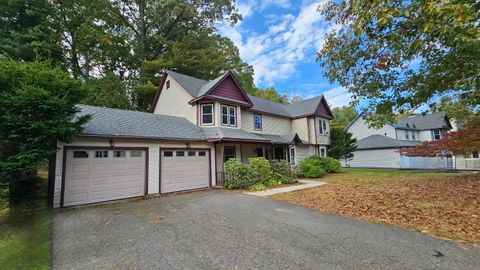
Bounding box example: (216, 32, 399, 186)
(160, 149, 210, 193)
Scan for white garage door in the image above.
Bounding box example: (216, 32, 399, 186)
(63, 148, 146, 207)
(161, 149, 210, 193)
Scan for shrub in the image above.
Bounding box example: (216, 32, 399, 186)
(263, 174, 283, 186)
(323, 157, 341, 173)
(249, 183, 267, 191)
(224, 158, 256, 189)
(248, 157, 272, 183)
(299, 156, 325, 178)
(270, 160, 291, 176)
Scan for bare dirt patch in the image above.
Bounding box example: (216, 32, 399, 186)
(270, 170, 480, 243)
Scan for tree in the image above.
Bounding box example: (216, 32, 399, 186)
(0, 59, 88, 204)
(82, 73, 132, 109)
(330, 105, 358, 129)
(318, 0, 480, 127)
(0, 0, 62, 63)
(433, 96, 476, 126)
(328, 127, 357, 161)
(400, 113, 480, 157)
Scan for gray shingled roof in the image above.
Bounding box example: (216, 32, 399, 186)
(283, 96, 323, 117)
(393, 112, 450, 130)
(76, 105, 205, 140)
(165, 70, 329, 118)
(203, 127, 270, 142)
(256, 133, 297, 144)
(248, 95, 291, 117)
(356, 135, 421, 150)
(165, 70, 207, 97)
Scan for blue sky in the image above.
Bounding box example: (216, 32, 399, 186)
(217, 0, 352, 108)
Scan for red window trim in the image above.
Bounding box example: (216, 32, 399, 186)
(200, 103, 215, 126)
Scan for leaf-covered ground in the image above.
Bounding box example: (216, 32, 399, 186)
(270, 170, 480, 243)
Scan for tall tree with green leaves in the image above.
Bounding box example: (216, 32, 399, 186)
(82, 73, 132, 109)
(328, 128, 357, 162)
(433, 96, 477, 126)
(318, 0, 480, 127)
(331, 105, 358, 129)
(0, 59, 88, 204)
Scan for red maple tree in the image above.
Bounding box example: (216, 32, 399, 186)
(399, 113, 480, 157)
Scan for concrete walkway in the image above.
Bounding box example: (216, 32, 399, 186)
(244, 179, 325, 197)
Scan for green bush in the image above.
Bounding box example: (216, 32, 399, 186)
(224, 159, 256, 189)
(263, 174, 283, 186)
(323, 157, 341, 173)
(249, 183, 267, 191)
(248, 157, 272, 183)
(299, 156, 324, 178)
(298, 155, 342, 177)
(270, 160, 291, 176)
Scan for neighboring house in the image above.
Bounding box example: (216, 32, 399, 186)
(344, 112, 480, 170)
(51, 70, 334, 208)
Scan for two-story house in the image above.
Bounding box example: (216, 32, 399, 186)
(50, 70, 334, 208)
(345, 112, 479, 170)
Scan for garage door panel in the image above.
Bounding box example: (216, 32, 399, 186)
(161, 149, 210, 193)
(64, 149, 146, 207)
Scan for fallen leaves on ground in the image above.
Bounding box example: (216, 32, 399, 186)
(270, 171, 480, 243)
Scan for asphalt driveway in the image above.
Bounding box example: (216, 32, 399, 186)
(53, 191, 480, 269)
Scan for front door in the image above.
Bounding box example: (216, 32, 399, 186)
(274, 146, 285, 160)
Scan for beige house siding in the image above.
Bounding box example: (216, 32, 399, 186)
(54, 137, 215, 208)
(241, 111, 291, 134)
(292, 118, 309, 142)
(314, 116, 331, 145)
(153, 75, 197, 123)
(294, 145, 316, 165)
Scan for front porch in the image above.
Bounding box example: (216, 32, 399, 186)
(214, 142, 292, 187)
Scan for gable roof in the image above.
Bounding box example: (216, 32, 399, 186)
(76, 105, 205, 141)
(347, 112, 452, 131)
(393, 112, 451, 130)
(356, 135, 421, 150)
(152, 70, 334, 119)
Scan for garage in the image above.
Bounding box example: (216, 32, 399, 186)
(160, 149, 211, 193)
(62, 148, 147, 207)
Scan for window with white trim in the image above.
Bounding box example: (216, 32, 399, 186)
(221, 105, 236, 126)
(254, 114, 262, 130)
(290, 148, 296, 165)
(412, 132, 416, 140)
(405, 130, 409, 140)
(472, 151, 479, 159)
(201, 104, 214, 125)
(319, 119, 328, 135)
(320, 147, 326, 157)
(433, 129, 441, 140)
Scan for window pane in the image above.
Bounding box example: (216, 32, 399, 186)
(222, 115, 228, 125)
(73, 151, 89, 158)
(176, 151, 185, 157)
(222, 106, 228, 114)
(224, 146, 236, 162)
(164, 151, 173, 157)
(202, 104, 212, 114)
(198, 151, 206, 156)
(473, 151, 479, 159)
(202, 114, 213, 124)
(188, 151, 196, 156)
(95, 150, 108, 158)
(254, 115, 262, 130)
(319, 120, 324, 134)
(114, 151, 126, 158)
(130, 150, 142, 157)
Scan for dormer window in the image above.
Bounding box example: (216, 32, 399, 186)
(166, 80, 170, 89)
(221, 105, 236, 126)
(201, 103, 214, 125)
(254, 114, 262, 131)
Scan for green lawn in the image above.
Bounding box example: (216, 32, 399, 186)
(0, 175, 52, 270)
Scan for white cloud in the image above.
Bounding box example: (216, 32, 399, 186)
(323, 86, 352, 108)
(218, 1, 331, 85)
(259, 0, 292, 10)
